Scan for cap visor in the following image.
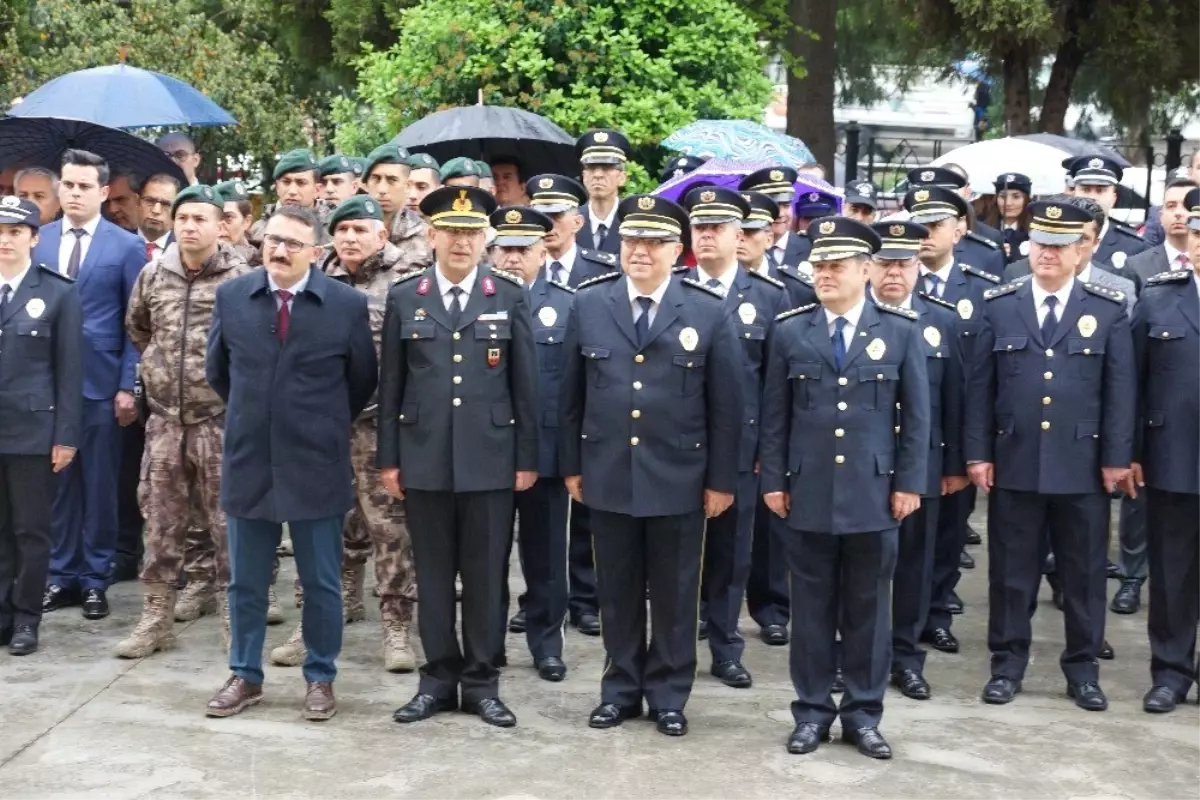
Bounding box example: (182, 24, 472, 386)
(430, 215, 489, 229)
(531, 201, 575, 214)
(581, 156, 624, 166)
(795, 206, 836, 218)
(1072, 176, 1117, 186)
(491, 234, 540, 248)
(619, 226, 678, 240)
(1028, 229, 1082, 245)
(810, 247, 869, 263)
(908, 210, 955, 225)
(846, 196, 877, 209)
(875, 246, 917, 260)
(690, 214, 742, 227)
(740, 220, 771, 230)
(1185, 218, 1200, 231)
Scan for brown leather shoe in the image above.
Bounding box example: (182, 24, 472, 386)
(206, 674, 263, 718)
(304, 681, 336, 721)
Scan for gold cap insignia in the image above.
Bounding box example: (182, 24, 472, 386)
(504, 209, 522, 224)
(700, 190, 716, 203)
(451, 190, 473, 213)
(593, 131, 609, 143)
(914, 190, 929, 203)
(890, 224, 905, 237)
(677, 158, 689, 167)
(1088, 157, 1103, 169)
(1046, 205, 1063, 220)
(1006, 174, 1015, 182)
(818, 221, 836, 235)
(769, 169, 784, 182)
(1, 196, 19, 208)
(637, 196, 655, 211)
(920, 170, 935, 182)
(538, 177, 554, 189)
(808, 192, 819, 201)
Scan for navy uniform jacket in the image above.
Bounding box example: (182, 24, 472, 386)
(930, 262, 999, 363)
(973, 219, 1004, 247)
(207, 267, 378, 522)
(955, 234, 1007, 283)
(559, 272, 742, 517)
(1004, 255, 1142, 296)
(576, 207, 621, 256)
(778, 231, 813, 268)
(377, 265, 539, 492)
(1095, 222, 1149, 273)
(1002, 226, 1029, 264)
(964, 279, 1136, 494)
(32, 217, 146, 400)
(527, 276, 576, 477)
(681, 266, 791, 472)
(756, 259, 818, 308)
(0, 264, 82, 455)
(760, 301, 931, 534)
(541, 248, 617, 289)
(1131, 271, 1199, 495)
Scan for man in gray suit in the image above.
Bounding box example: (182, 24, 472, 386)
(1124, 178, 1196, 287)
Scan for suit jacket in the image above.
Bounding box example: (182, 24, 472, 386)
(207, 267, 377, 522)
(32, 218, 147, 400)
(576, 206, 621, 256)
(527, 276, 576, 476)
(964, 279, 1135, 494)
(558, 272, 742, 517)
(0, 264, 82, 455)
(760, 301, 930, 534)
(1124, 244, 1182, 285)
(376, 265, 539, 492)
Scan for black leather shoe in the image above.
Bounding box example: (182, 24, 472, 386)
(831, 669, 846, 694)
(655, 709, 688, 736)
(1106, 560, 1121, 580)
(891, 669, 931, 700)
(697, 619, 708, 641)
(959, 550, 975, 569)
(946, 591, 964, 615)
(573, 613, 601, 636)
(1110, 580, 1142, 614)
(9, 624, 38, 656)
(1143, 685, 1184, 713)
(42, 584, 79, 613)
(465, 697, 516, 727)
(536, 656, 567, 682)
(588, 702, 643, 728)
(493, 652, 508, 668)
(508, 609, 526, 633)
(760, 624, 789, 646)
(0, 623, 12, 646)
(711, 660, 753, 688)
(843, 727, 892, 759)
(393, 693, 457, 723)
(1099, 640, 1114, 660)
(1067, 681, 1108, 711)
(982, 676, 1021, 704)
(964, 526, 982, 545)
(786, 722, 830, 754)
(924, 627, 959, 654)
(81, 588, 109, 620)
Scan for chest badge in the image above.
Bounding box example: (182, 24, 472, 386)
(482, 276, 496, 296)
(956, 298, 974, 320)
(679, 326, 699, 352)
(866, 337, 887, 360)
(25, 298, 45, 319)
(1077, 314, 1097, 338)
(923, 325, 941, 348)
(1112, 251, 1127, 268)
(737, 302, 756, 325)
(1019, 240, 1030, 256)
(414, 307, 426, 319)
(538, 306, 558, 327)
(488, 347, 501, 367)
(416, 278, 431, 296)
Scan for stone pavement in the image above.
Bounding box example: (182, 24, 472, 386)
(1, 505, 1197, 799)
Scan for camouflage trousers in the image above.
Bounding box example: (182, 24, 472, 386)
(184, 527, 216, 581)
(137, 415, 229, 586)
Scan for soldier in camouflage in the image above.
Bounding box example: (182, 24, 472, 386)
(116, 185, 253, 659)
(362, 144, 434, 274)
(247, 149, 330, 248)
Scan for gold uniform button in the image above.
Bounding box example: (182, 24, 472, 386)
(1161, 331, 1170, 338)
(453, 376, 462, 385)
(452, 332, 461, 341)
(1043, 396, 1051, 406)
(634, 354, 645, 363)
(837, 402, 848, 411)
(453, 354, 463, 363)
(1041, 421, 1050, 431)
(548, 336, 554, 343)
(834, 428, 844, 438)
(1044, 371, 1053, 380)
(630, 437, 639, 446)
(411, 333, 419, 339)
(452, 398, 462, 407)
(838, 377, 848, 386)
(876, 373, 884, 380)
(744, 332, 751, 339)
(894, 426, 901, 434)
(633, 381, 643, 390)
(1045, 348, 1054, 357)
(1083, 348, 1091, 355)
(835, 455, 845, 464)
(399, 414, 405, 421)
(631, 410, 641, 419)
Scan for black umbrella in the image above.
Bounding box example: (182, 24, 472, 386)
(1016, 133, 1132, 169)
(391, 105, 577, 177)
(0, 117, 187, 184)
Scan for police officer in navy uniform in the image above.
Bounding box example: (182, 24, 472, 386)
(1129, 188, 1200, 714)
(660, 154, 707, 185)
(908, 167, 1006, 279)
(0, 197, 82, 655)
(575, 130, 631, 257)
(559, 194, 742, 737)
(905, 184, 999, 652)
(867, 220, 967, 701)
(738, 171, 819, 308)
(966, 200, 1136, 711)
(379, 186, 539, 728)
(761, 217, 930, 760)
(994, 172, 1032, 263)
(791, 188, 839, 264)
(1063, 155, 1149, 271)
(679, 186, 789, 688)
(488, 205, 575, 682)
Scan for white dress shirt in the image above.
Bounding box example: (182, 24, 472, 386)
(1032, 276, 1074, 325)
(1077, 262, 1094, 284)
(588, 203, 617, 244)
(546, 245, 578, 284)
(267, 268, 311, 311)
(0, 262, 32, 299)
(919, 258, 956, 298)
(435, 266, 477, 312)
(145, 232, 171, 259)
(628, 275, 671, 327)
(695, 264, 737, 297)
(57, 214, 101, 276)
(772, 230, 791, 265)
(824, 297, 866, 348)
(1164, 241, 1190, 271)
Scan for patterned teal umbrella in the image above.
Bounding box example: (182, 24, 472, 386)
(661, 120, 815, 166)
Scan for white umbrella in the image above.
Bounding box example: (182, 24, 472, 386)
(932, 137, 1071, 196)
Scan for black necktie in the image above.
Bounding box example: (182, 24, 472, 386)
(766, 248, 779, 270)
(1041, 295, 1058, 342)
(448, 286, 464, 328)
(832, 317, 847, 371)
(595, 223, 608, 250)
(67, 228, 85, 279)
(634, 296, 653, 348)
(0, 285, 10, 319)
(550, 261, 565, 284)
(926, 273, 941, 298)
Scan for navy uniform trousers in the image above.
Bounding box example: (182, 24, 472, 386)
(891, 498, 940, 673)
(500, 478, 569, 662)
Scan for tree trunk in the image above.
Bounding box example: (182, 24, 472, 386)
(1039, 0, 1095, 134)
(1001, 43, 1033, 135)
(785, 0, 837, 170)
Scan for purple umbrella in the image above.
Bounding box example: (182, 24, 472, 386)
(653, 157, 843, 213)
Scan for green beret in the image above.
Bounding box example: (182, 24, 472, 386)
(213, 179, 250, 204)
(364, 144, 411, 177)
(171, 184, 225, 217)
(272, 149, 319, 181)
(326, 194, 384, 234)
(319, 154, 362, 179)
(407, 152, 440, 171)
(440, 156, 481, 181)
(475, 160, 493, 179)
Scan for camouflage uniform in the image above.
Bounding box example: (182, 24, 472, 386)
(227, 238, 260, 267)
(247, 201, 332, 247)
(387, 208, 433, 272)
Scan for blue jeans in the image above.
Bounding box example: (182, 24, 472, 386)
(228, 515, 343, 684)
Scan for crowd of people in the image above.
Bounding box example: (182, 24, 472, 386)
(0, 126, 1196, 761)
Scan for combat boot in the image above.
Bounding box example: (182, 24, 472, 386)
(383, 619, 416, 673)
(175, 577, 217, 622)
(270, 622, 306, 666)
(343, 563, 366, 623)
(266, 586, 284, 625)
(115, 584, 177, 659)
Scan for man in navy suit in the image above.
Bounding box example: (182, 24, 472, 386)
(574, 130, 629, 257)
(33, 150, 147, 620)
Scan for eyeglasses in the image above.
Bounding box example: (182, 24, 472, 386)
(263, 234, 313, 254)
(140, 197, 172, 210)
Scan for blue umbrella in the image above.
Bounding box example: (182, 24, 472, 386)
(662, 120, 815, 167)
(7, 64, 236, 129)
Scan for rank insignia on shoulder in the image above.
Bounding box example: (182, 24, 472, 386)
(673, 264, 691, 273)
(747, 269, 785, 289)
(1146, 270, 1190, 285)
(877, 303, 918, 320)
(548, 280, 576, 293)
(961, 264, 1001, 283)
(1081, 282, 1123, 303)
(37, 263, 74, 282)
(682, 277, 723, 297)
(577, 271, 621, 290)
(984, 282, 1021, 300)
(918, 291, 956, 311)
(776, 303, 817, 321)
(490, 269, 524, 287)
(393, 270, 424, 285)
(966, 231, 1000, 250)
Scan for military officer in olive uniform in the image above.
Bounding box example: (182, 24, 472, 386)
(761, 217, 930, 760)
(560, 194, 742, 737)
(378, 186, 539, 729)
(966, 200, 1135, 712)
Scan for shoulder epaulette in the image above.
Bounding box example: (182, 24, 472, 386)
(36, 263, 75, 282)
(775, 303, 818, 321)
(918, 291, 955, 310)
(965, 231, 1000, 250)
(984, 282, 1022, 300)
(548, 279, 576, 294)
(580, 248, 618, 265)
(1113, 222, 1145, 240)
(1146, 270, 1191, 286)
(392, 270, 424, 286)
(747, 269, 785, 290)
(877, 303, 918, 320)
(577, 271, 621, 290)
(672, 264, 691, 274)
(491, 268, 524, 287)
(779, 268, 814, 285)
(961, 263, 1002, 283)
(682, 277, 723, 298)
(1081, 281, 1124, 303)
